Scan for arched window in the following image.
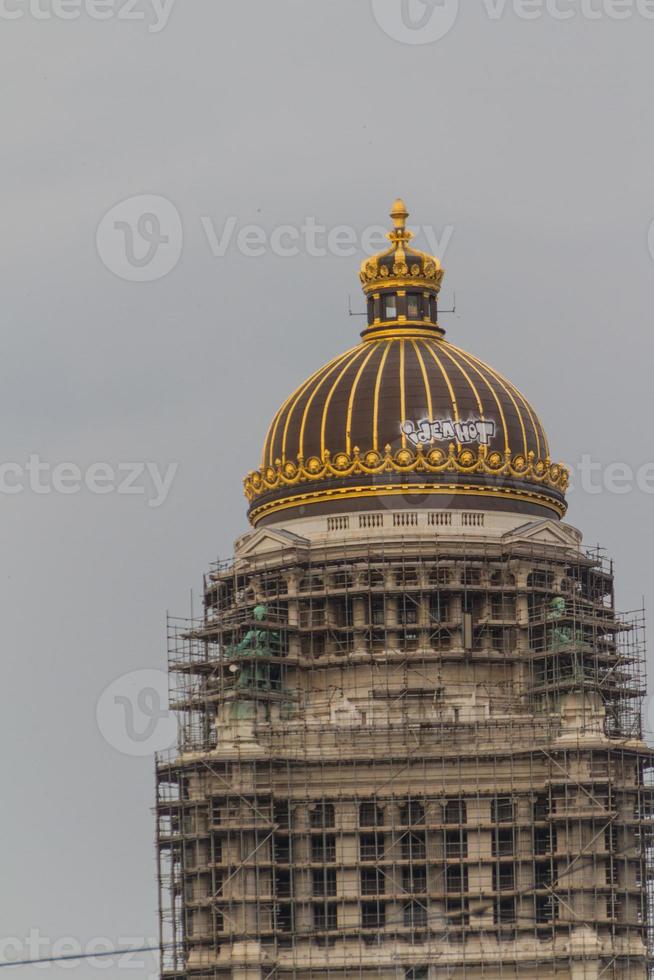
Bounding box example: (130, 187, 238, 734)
(401, 800, 425, 826)
(359, 801, 384, 827)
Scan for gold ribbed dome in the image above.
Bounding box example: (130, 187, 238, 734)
(260, 339, 550, 468)
(245, 202, 568, 526)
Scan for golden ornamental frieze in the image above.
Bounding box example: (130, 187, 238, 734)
(243, 443, 569, 503)
(359, 255, 445, 291)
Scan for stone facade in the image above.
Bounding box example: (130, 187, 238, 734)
(156, 513, 653, 979)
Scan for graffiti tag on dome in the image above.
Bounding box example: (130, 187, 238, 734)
(401, 418, 496, 448)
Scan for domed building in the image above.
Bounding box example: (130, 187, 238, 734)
(156, 204, 652, 980)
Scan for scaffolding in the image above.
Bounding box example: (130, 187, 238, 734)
(156, 531, 654, 980)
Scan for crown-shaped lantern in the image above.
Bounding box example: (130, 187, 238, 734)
(359, 200, 446, 338)
(359, 198, 445, 339)
(359, 198, 445, 288)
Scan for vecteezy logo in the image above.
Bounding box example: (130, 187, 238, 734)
(371, 0, 459, 44)
(96, 669, 178, 756)
(96, 194, 183, 282)
(402, 417, 497, 447)
(648, 219, 654, 264)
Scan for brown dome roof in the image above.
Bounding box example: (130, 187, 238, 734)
(261, 337, 550, 469)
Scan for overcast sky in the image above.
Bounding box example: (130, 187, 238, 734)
(1, 1, 654, 976)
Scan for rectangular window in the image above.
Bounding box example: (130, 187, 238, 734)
(313, 868, 337, 896)
(273, 836, 291, 863)
(209, 834, 223, 864)
(313, 902, 337, 930)
(360, 833, 385, 861)
(533, 795, 548, 821)
(536, 894, 558, 923)
(534, 825, 556, 855)
(492, 797, 514, 823)
(444, 898, 469, 924)
(274, 870, 292, 898)
(535, 861, 553, 888)
(493, 863, 515, 890)
(369, 597, 385, 627)
(445, 830, 468, 858)
(407, 294, 421, 319)
(398, 600, 419, 626)
(310, 803, 335, 828)
(384, 296, 398, 319)
(274, 903, 294, 933)
(404, 902, 427, 927)
(311, 834, 336, 863)
(492, 828, 514, 857)
(494, 897, 516, 925)
(605, 825, 619, 852)
(463, 567, 482, 586)
(403, 866, 427, 894)
(444, 799, 467, 824)
(359, 801, 384, 826)
(362, 901, 386, 928)
(361, 868, 385, 895)
(300, 633, 325, 658)
(402, 832, 426, 860)
(212, 905, 224, 933)
(446, 865, 468, 893)
(273, 802, 292, 829)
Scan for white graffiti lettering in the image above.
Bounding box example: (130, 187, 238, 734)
(401, 417, 497, 447)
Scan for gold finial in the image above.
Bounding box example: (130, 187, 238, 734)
(389, 198, 412, 243)
(390, 198, 409, 229)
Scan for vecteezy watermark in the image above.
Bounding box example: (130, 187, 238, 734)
(96, 195, 184, 282)
(97, 194, 455, 283)
(371, 0, 460, 44)
(96, 669, 177, 757)
(371, 0, 654, 44)
(200, 216, 453, 260)
(0, 0, 176, 31)
(0, 930, 158, 973)
(568, 455, 654, 496)
(482, 0, 654, 20)
(0, 456, 178, 507)
(648, 217, 654, 263)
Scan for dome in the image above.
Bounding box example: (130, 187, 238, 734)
(244, 202, 568, 526)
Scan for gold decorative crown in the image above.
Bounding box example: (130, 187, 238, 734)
(359, 199, 445, 294)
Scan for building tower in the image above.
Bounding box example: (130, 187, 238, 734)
(156, 201, 653, 980)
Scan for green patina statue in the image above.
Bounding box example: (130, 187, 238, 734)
(547, 596, 574, 650)
(226, 604, 282, 720)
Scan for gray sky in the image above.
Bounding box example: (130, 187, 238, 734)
(1, 1, 654, 976)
